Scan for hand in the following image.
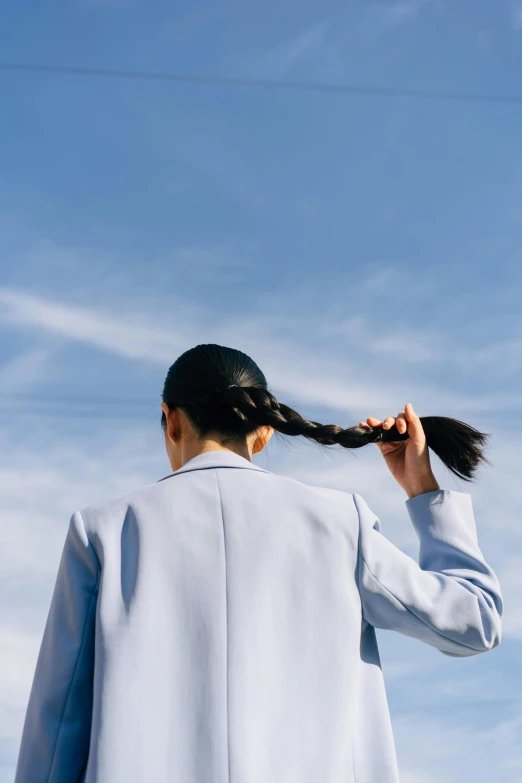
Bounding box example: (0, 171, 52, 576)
(359, 403, 441, 499)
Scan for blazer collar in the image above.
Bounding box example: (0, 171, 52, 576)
(157, 449, 271, 482)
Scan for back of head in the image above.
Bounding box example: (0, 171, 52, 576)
(161, 344, 270, 445)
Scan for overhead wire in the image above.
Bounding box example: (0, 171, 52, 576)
(0, 392, 162, 420)
(1, 61, 522, 106)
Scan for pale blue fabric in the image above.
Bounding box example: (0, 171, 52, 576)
(14, 449, 503, 783)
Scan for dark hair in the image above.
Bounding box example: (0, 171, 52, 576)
(161, 344, 491, 482)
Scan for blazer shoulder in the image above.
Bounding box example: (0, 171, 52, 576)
(304, 482, 356, 509)
(77, 478, 164, 533)
(270, 472, 355, 505)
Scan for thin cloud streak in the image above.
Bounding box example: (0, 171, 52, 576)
(511, 1, 522, 30)
(257, 21, 331, 79)
(0, 348, 51, 393)
(0, 288, 189, 364)
(2, 287, 522, 417)
(355, 0, 430, 41)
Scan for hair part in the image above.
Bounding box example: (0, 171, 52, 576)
(161, 344, 491, 481)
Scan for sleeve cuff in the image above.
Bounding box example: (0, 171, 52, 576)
(405, 489, 479, 549)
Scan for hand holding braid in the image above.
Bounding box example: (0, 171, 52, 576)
(218, 386, 491, 485)
(360, 403, 440, 498)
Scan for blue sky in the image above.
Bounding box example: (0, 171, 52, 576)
(1, 0, 522, 780)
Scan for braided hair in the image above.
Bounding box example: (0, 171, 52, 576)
(160, 344, 491, 482)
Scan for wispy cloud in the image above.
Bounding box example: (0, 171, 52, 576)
(239, 2, 427, 83)
(320, 314, 443, 362)
(255, 21, 331, 79)
(0, 348, 51, 393)
(393, 711, 522, 782)
(3, 286, 522, 418)
(510, 0, 522, 30)
(0, 288, 191, 364)
(0, 287, 403, 412)
(319, 266, 522, 380)
(0, 627, 41, 712)
(355, 0, 430, 42)
(496, 555, 522, 639)
(467, 336, 522, 377)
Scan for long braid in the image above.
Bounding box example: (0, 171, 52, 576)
(225, 387, 370, 447)
(219, 385, 491, 482)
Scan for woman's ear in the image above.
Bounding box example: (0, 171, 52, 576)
(252, 426, 274, 454)
(161, 404, 180, 444)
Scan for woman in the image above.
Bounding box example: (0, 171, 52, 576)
(14, 343, 503, 783)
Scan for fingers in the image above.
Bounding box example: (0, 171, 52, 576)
(396, 412, 407, 434)
(363, 406, 418, 436)
(404, 403, 424, 441)
(404, 403, 416, 420)
(363, 416, 396, 429)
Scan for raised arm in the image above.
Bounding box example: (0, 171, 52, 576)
(354, 489, 503, 656)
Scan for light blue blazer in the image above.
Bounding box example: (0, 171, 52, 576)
(15, 449, 503, 783)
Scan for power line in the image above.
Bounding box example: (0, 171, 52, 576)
(0, 392, 157, 404)
(0, 392, 162, 420)
(2, 61, 522, 106)
(438, 0, 522, 75)
(0, 410, 160, 421)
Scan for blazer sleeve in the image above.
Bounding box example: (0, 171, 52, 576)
(353, 489, 503, 657)
(14, 510, 100, 783)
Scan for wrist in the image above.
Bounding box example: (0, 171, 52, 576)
(406, 478, 441, 500)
